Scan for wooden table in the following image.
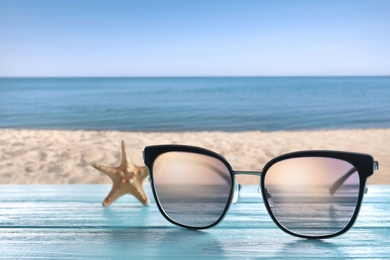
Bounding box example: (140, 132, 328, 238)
(1, 185, 389, 259)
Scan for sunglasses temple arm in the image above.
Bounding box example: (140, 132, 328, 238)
(197, 162, 242, 201)
(330, 159, 379, 195)
(182, 159, 241, 195)
(196, 161, 242, 203)
(157, 158, 240, 198)
(329, 167, 357, 195)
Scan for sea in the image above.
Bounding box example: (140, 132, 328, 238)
(0, 77, 389, 132)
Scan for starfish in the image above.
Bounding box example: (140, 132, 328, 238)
(91, 141, 150, 206)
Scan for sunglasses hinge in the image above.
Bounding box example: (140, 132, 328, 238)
(374, 161, 379, 171)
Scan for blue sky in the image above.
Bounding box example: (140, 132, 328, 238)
(0, 0, 389, 77)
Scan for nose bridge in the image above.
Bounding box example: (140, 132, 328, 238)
(231, 170, 262, 205)
(233, 170, 262, 177)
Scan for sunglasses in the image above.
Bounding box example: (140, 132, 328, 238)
(143, 145, 378, 239)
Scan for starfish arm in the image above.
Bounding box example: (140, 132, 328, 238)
(91, 162, 119, 180)
(130, 182, 150, 206)
(139, 166, 149, 180)
(120, 140, 136, 171)
(102, 183, 126, 207)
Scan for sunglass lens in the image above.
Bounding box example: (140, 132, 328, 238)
(264, 157, 360, 237)
(152, 151, 232, 228)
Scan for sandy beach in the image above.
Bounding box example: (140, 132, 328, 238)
(0, 128, 389, 185)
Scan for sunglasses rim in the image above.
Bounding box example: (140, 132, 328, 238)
(143, 145, 375, 238)
(260, 150, 374, 239)
(144, 145, 235, 230)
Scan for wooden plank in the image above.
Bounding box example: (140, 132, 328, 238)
(0, 185, 389, 259)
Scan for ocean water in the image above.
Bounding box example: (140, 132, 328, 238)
(0, 77, 389, 132)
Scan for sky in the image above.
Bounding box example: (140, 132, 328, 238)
(0, 0, 389, 77)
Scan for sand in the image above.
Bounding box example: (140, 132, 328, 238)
(0, 128, 389, 185)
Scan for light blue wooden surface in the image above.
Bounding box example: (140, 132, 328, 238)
(0, 185, 389, 259)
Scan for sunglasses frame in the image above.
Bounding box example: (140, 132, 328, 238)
(143, 145, 377, 239)
(144, 145, 236, 230)
(260, 150, 376, 239)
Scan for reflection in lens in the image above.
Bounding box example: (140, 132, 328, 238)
(152, 152, 232, 228)
(264, 157, 360, 237)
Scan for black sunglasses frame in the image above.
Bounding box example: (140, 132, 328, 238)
(143, 145, 377, 239)
(144, 145, 236, 230)
(260, 150, 376, 239)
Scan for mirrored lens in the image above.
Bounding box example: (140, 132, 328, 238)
(152, 151, 232, 228)
(264, 157, 360, 237)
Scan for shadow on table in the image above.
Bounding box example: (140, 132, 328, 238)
(277, 239, 347, 257)
(99, 227, 225, 258)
